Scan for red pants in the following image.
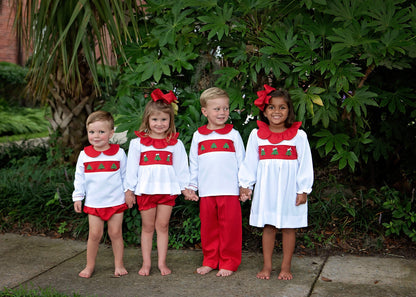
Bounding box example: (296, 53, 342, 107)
(200, 195, 242, 271)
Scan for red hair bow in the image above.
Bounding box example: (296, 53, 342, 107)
(254, 84, 276, 111)
(151, 88, 178, 104)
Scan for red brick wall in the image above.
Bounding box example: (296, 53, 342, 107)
(0, 1, 25, 65)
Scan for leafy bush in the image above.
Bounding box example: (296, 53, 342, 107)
(123, 207, 141, 245)
(0, 62, 29, 105)
(114, 0, 416, 188)
(382, 186, 416, 242)
(0, 100, 50, 138)
(304, 174, 386, 249)
(0, 145, 76, 235)
(169, 200, 201, 249)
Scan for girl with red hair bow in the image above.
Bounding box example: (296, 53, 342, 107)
(239, 85, 314, 281)
(124, 89, 192, 276)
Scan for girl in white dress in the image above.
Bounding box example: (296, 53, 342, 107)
(239, 85, 313, 280)
(124, 89, 192, 276)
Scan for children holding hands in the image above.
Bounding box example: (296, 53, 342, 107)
(239, 85, 314, 280)
(186, 87, 245, 277)
(72, 85, 313, 282)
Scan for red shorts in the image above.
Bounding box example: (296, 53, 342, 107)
(137, 194, 177, 211)
(84, 203, 128, 221)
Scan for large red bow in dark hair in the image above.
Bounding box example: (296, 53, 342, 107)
(151, 88, 178, 104)
(254, 84, 276, 111)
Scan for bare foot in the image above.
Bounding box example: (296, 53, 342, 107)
(216, 269, 233, 277)
(256, 267, 272, 280)
(196, 266, 213, 275)
(158, 264, 171, 276)
(278, 270, 293, 280)
(138, 264, 151, 276)
(114, 266, 128, 277)
(78, 267, 94, 278)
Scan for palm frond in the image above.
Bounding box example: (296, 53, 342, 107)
(12, 0, 141, 101)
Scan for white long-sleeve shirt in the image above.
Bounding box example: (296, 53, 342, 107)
(189, 124, 245, 197)
(72, 144, 126, 208)
(124, 133, 190, 195)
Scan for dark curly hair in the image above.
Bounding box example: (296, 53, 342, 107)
(258, 89, 295, 128)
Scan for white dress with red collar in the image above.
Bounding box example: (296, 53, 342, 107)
(72, 144, 127, 208)
(189, 124, 245, 196)
(124, 132, 190, 195)
(238, 121, 314, 228)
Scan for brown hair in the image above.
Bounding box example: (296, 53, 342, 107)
(86, 110, 114, 129)
(259, 89, 295, 128)
(200, 87, 229, 108)
(138, 100, 176, 138)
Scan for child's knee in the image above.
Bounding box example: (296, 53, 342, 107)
(88, 230, 103, 242)
(108, 227, 122, 239)
(155, 222, 169, 234)
(142, 222, 156, 233)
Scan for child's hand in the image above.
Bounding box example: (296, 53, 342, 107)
(74, 201, 82, 213)
(239, 187, 252, 202)
(296, 193, 307, 206)
(125, 190, 136, 208)
(182, 189, 199, 201)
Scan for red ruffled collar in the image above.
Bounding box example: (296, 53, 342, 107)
(84, 144, 120, 157)
(135, 131, 179, 148)
(198, 124, 233, 135)
(257, 121, 302, 144)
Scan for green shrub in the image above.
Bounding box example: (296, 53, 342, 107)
(0, 100, 50, 138)
(169, 200, 201, 249)
(382, 186, 416, 242)
(123, 207, 141, 245)
(0, 145, 76, 235)
(0, 62, 29, 105)
(304, 174, 386, 249)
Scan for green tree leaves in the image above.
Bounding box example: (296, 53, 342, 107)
(152, 7, 195, 46)
(198, 4, 233, 40)
(115, 0, 416, 175)
(341, 87, 378, 117)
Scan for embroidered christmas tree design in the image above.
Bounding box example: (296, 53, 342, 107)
(286, 148, 292, 156)
(223, 143, 230, 149)
(167, 154, 171, 162)
(98, 163, 105, 169)
(86, 164, 93, 171)
(155, 153, 161, 161)
(111, 163, 117, 170)
(201, 145, 205, 151)
(143, 154, 148, 162)
(272, 148, 278, 155)
(211, 143, 217, 149)
(261, 148, 266, 156)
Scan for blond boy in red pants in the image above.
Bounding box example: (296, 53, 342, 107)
(186, 87, 245, 277)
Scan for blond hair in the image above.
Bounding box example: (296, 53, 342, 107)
(200, 87, 229, 108)
(86, 110, 114, 129)
(138, 100, 176, 139)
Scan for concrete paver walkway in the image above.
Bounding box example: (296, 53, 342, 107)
(1, 233, 415, 297)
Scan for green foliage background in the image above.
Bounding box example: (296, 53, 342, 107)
(109, 0, 416, 246)
(1, 0, 416, 249)
(114, 0, 416, 180)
